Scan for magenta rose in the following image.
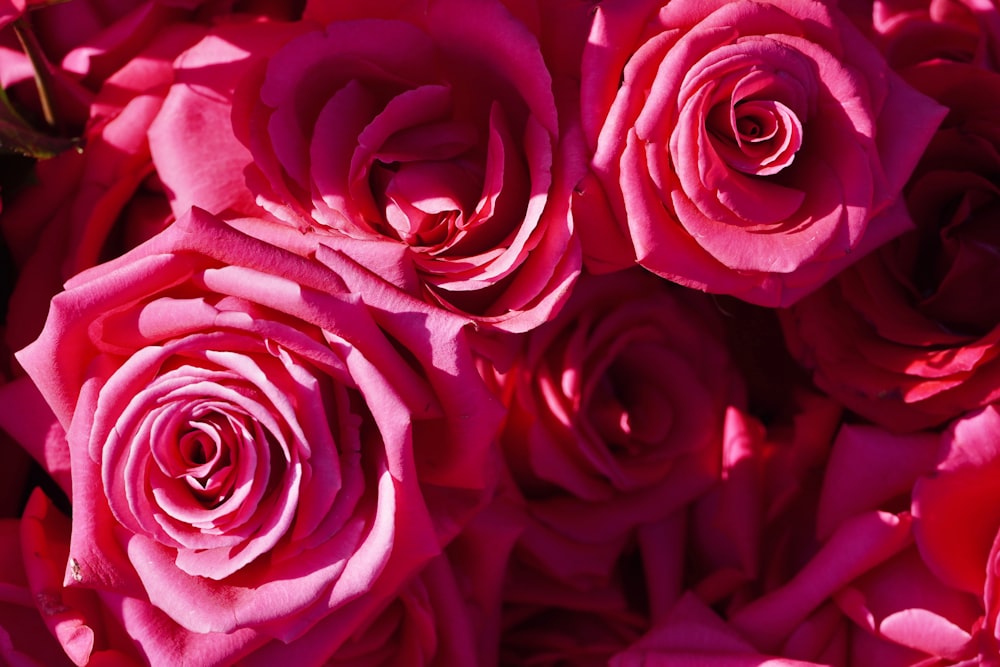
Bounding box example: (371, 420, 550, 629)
(149, 0, 582, 332)
(578, 0, 945, 306)
(783, 61, 1000, 431)
(5, 207, 502, 660)
(6, 440, 519, 667)
(490, 270, 748, 664)
(495, 270, 744, 581)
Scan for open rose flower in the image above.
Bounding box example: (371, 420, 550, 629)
(149, 0, 582, 332)
(4, 207, 502, 659)
(578, 0, 946, 306)
(495, 270, 744, 580)
(490, 270, 747, 662)
(783, 61, 1000, 431)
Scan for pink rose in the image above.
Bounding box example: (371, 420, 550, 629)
(491, 270, 747, 662)
(150, 0, 582, 331)
(578, 0, 946, 306)
(495, 270, 744, 583)
(783, 62, 1000, 431)
(3, 207, 502, 662)
(8, 455, 520, 666)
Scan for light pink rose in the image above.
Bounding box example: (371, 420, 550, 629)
(1, 207, 503, 664)
(578, 0, 946, 306)
(149, 0, 582, 332)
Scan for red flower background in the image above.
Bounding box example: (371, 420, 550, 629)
(0, 0, 998, 665)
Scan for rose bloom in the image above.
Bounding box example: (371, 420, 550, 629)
(147, 0, 581, 332)
(495, 270, 744, 582)
(783, 61, 1000, 431)
(488, 269, 748, 662)
(0, 207, 502, 665)
(578, 0, 945, 307)
(7, 454, 520, 667)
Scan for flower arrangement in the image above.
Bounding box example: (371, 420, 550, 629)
(0, 0, 997, 665)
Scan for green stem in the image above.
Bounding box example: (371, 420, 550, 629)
(11, 17, 56, 129)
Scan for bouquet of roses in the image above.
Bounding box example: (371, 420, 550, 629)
(1, 0, 999, 664)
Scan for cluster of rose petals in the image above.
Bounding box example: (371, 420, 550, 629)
(579, 0, 946, 306)
(613, 402, 1000, 666)
(8, 0, 1000, 665)
(3, 207, 502, 659)
(783, 61, 1000, 431)
(166, 0, 583, 332)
